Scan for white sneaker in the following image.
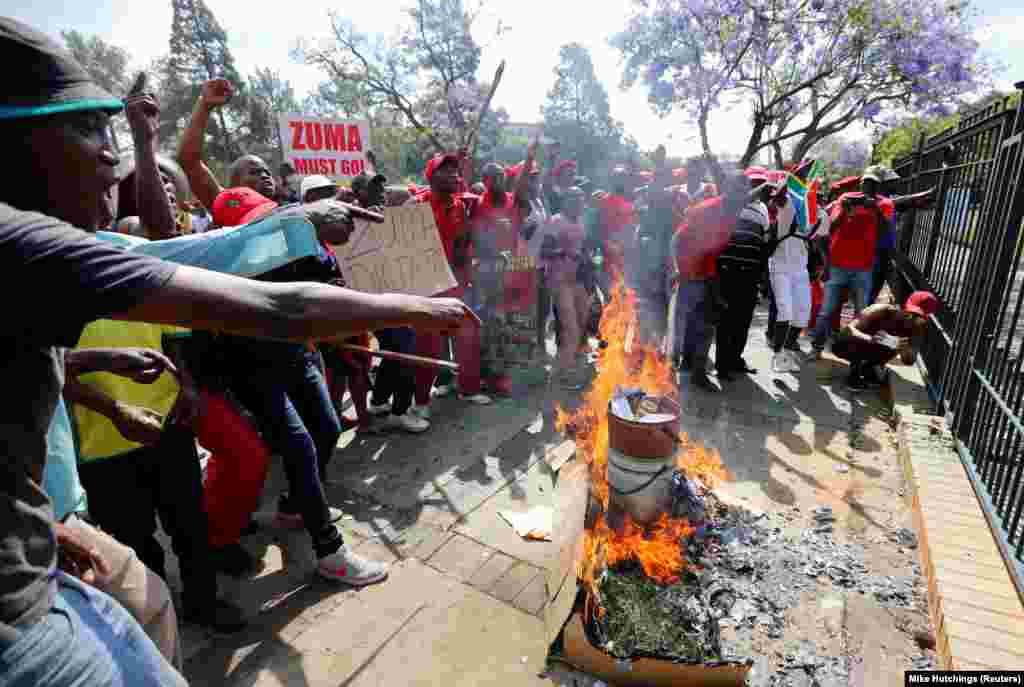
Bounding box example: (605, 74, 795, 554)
(771, 352, 788, 373)
(411, 404, 432, 420)
(367, 401, 392, 416)
(383, 413, 430, 434)
(317, 545, 389, 586)
(432, 384, 454, 398)
(459, 393, 493, 405)
(784, 350, 803, 373)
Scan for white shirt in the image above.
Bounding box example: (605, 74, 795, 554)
(769, 204, 828, 274)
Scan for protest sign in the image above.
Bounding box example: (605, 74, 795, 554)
(278, 114, 371, 181)
(474, 253, 542, 376)
(331, 204, 457, 297)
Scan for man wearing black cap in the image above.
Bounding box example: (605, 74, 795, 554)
(352, 169, 387, 210)
(0, 17, 476, 685)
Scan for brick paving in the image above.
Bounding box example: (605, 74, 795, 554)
(163, 306, 964, 685)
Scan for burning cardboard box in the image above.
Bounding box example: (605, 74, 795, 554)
(543, 285, 753, 686)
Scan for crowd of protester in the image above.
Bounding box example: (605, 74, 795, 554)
(0, 14, 945, 687)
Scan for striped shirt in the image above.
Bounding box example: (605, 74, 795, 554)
(716, 202, 769, 269)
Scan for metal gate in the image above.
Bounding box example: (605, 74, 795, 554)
(888, 84, 1024, 590)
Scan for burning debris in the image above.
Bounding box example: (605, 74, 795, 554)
(544, 282, 931, 685)
(551, 282, 749, 682)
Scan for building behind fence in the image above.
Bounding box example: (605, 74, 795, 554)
(886, 81, 1024, 597)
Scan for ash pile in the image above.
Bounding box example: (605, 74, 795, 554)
(585, 492, 930, 680)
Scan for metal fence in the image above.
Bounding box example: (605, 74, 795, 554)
(887, 83, 1024, 595)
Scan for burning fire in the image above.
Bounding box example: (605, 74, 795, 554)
(557, 280, 729, 609)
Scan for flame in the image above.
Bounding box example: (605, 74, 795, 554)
(560, 278, 729, 612)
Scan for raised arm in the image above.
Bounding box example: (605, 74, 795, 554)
(512, 139, 538, 217)
(124, 74, 176, 240)
(176, 79, 232, 212)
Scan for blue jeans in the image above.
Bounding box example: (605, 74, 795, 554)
(0, 573, 185, 687)
(228, 346, 343, 558)
(811, 267, 873, 348)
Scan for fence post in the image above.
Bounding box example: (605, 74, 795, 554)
(953, 84, 1024, 436)
(920, 167, 951, 282)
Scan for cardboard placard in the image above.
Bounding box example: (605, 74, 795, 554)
(474, 255, 541, 373)
(278, 113, 371, 181)
(332, 204, 457, 297)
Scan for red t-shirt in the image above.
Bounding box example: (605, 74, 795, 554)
(828, 193, 895, 272)
(600, 195, 636, 274)
(472, 191, 520, 253)
(417, 189, 469, 267)
(674, 196, 734, 279)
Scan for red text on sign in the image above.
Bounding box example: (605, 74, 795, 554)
(287, 121, 364, 152)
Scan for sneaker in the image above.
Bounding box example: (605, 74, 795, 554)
(367, 401, 392, 416)
(383, 412, 430, 434)
(459, 393, 493, 405)
(184, 599, 247, 634)
(783, 350, 803, 373)
(411, 404, 432, 420)
(317, 545, 389, 586)
(771, 352, 789, 373)
(210, 542, 261, 578)
(432, 384, 454, 398)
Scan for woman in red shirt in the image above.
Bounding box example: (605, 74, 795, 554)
(541, 187, 591, 388)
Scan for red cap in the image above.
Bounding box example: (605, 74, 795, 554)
(744, 166, 770, 182)
(212, 187, 277, 227)
(424, 153, 460, 182)
(905, 291, 938, 318)
(553, 159, 577, 178)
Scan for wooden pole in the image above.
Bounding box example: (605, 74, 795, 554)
(338, 343, 459, 371)
(466, 60, 506, 160)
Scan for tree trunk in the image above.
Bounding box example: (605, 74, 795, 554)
(698, 109, 713, 158)
(739, 112, 767, 168)
(772, 142, 784, 169)
(791, 136, 815, 166)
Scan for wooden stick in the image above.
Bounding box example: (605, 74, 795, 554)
(467, 60, 506, 158)
(338, 343, 459, 371)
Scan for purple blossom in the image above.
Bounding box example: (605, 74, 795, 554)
(652, 80, 675, 103)
(612, 0, 989, 161)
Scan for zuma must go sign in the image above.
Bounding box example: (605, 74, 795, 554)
(278, 114, 371, 180)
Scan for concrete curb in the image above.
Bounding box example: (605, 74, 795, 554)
(897, 413, 1024, 669)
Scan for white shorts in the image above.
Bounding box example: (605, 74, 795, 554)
(770, 271, 812, 327)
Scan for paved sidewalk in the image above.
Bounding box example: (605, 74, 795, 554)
(170, 306, 938, 685)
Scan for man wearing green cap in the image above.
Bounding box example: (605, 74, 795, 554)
(808, 165, 895, 359)
(0, 16, 475, 686)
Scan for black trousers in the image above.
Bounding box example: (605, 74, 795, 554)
(371, 327, 416, 415)
(79, 425, 217, 614)
(716, 263, 762, 372)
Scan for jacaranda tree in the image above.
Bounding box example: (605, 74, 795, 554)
(613, 0, 991, 166)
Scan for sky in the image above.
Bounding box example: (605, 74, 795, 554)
(8, 0, 1023, 160)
